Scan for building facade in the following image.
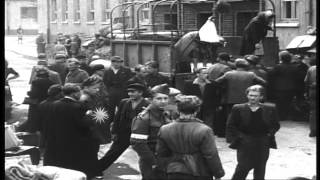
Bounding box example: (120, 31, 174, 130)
(266, 0, 316, 49)
(5, 0, 38, 35)
(37, 0, 142, 40)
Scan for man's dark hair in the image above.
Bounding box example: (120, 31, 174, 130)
(62, 84, 80, 96)
(279, 51, 292, 63)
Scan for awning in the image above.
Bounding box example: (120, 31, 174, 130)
(286, 35, 316, 50)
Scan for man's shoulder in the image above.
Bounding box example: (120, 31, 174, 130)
(232, 103, 247, 109)
(261, 102, 276, 109)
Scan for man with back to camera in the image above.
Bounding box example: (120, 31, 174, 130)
(157, 94, 225, 180)
(226, 85, 280, 180)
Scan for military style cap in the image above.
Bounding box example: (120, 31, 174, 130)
(169, 87, 181, 96)
(151, 84, 170, 95)
(37, 60, 48, 66)
(67, 58, 80, 64)
(91, 64, 105, 72)
(145, 60, 159, 69)
(127, 83, 146, 92)
(91, 55, 100, 60)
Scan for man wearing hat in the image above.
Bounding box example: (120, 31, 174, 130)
(29, 55, 62, 85)
(131, 84, 171, 180)
(65, 58, 89, 86)
(207, 52, 233, 81)
(36, 33, 46, 56)
(215, 58, 266, 137)
(103, 56, 134, 121)
(49, 54, 68, 84)
(97, 83, 149, 173)
(245, 55, 267, 80)
(157, 95, 225, 180)
(144, 60, 171, 88)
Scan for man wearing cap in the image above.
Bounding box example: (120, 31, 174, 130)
(65, 58, 89, 85)
(144, 60, 171, 88)
(54, 38, 68, 57)
(226, 85, 280, 180)
(245, 55, 267, 80)
(98, 83, 149, 172)
(215, 58, 266, 137)
(49, 54, 68, 84)
(157, 95, 225, 180)
(207, 52, 232, 81)
(29, 55, 62, 85)
(131, 84, 171, 180)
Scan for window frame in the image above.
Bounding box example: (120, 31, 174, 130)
(87, 0, 95, 22)
(51, 0, 58, 22)
(61, 0, 69, 22)
(280, 0, 298, 22)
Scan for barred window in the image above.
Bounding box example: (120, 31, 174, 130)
(74, 0, 80, 22)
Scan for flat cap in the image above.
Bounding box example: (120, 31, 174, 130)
(91, 64, 105, 72)
(67, 58, 80, 64)
(37, 60, 48, 66)
(38, 53, 47, 59)
(217, 52, 230, 61)
(145, 60, 159, 69)
(111, 56, 124, 62)
(151, 84, 170, 95)
(244, 55, 259, 64)
(127, 83, 146, 92)
(55, 54, 67, 59)
(235, 58, 249, 67)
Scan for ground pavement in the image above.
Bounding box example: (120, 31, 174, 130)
(5, 35, 316, 180)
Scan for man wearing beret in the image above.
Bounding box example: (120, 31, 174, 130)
(131, 84, 171, 180)
(98, 83, 149, 173)
(103, 56, 135, 140)
(157, 95, 225, 180)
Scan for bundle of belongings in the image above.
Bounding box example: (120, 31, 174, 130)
(5, 155, 86, 180)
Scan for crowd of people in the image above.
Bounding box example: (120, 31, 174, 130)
(6, 43, 317, 179)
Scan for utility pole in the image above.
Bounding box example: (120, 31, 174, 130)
(47, 0, 51, 43)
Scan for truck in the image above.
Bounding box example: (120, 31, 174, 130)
(108, 0, 280, 90)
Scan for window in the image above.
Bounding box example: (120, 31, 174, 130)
(141, 4, 150, 20)
(280, 0, 298, 20)
(62, 0, 68, 21)
(102, 0, 111, 22)
(51, 0, 57, 21)
(87, 0, 95, 22)
(21, 7, 37, 20)
(74, 0, 80, 22)
(164, 14, 177, 30)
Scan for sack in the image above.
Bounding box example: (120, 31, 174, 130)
(199, 19, 220, 43)
(22, 97, 39, 105)
(5, 125, 21, 150)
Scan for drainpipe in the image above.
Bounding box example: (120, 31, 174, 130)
(47, 0, 51, 43)
(309, 0, 313, 26)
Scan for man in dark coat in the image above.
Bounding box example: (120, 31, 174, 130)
(183, 67, 220, 132)
(98, 83, 149, 172)
(48, 54, 68, 84)
(207, 52, 232, 81)
(226, 85, 280, 180)
(36, 33, 46, 55)
(17, 68, 54, 133)
(103, 56, 135, 141)
(268, 51, 299, 121)
(144, 60, 171, 88)
(46, 84, 100, 179)
(240, 10, 275, 56)
(157, 95, 225, 180)
(37, 84, 63, 164)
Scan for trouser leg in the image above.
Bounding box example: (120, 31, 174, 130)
(98, 136, 130, 171)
